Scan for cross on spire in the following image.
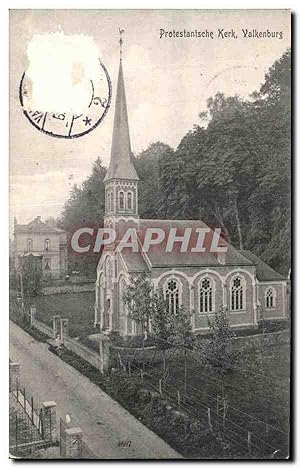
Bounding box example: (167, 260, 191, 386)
(119, 28, 125, 61)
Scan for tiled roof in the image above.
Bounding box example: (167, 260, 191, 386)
(240, 250, 285, 281)
(120, 250, 149, 273)
(15, 217, 65, 235)
(118, 218, 253, 270)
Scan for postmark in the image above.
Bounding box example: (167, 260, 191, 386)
(19, 59, 112, 139)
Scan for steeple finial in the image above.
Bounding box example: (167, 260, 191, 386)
(119, 28, 125, 61)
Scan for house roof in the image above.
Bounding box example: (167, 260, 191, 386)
(104, 60, 139, 183)
(15, 217, 65, 235)
(239, 250, 285, 281)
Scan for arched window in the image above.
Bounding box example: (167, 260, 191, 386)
(45, 239, 50, 251)
(44, 258, 51, 270)
(119, 191, 125, 210)
(199, 277, 213, 313)
(27, 238, 33, 252)
(127, 192, 133, 210)
(165, 279, 180, 314)
(265, 288, 276, 309)
(230, 276, 244, 311)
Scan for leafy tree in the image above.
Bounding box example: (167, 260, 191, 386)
(19, 258, 42, 301)
(167, 307, 194, 393)
(59, 157, 107, 275)
(60, 157, 107, 228)
(248, 49, 291, 273)
(159, 127, 206, 219)
(198, 95, 260, 249)
(122, 272, 154, 367)
(151, 289, 174, 386)
(198, 306, 235, 398)
(135, 142, 174, 219)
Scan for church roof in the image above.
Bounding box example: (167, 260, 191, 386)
(139, 219, 253, 268)
(119, 218, 254, 272)
(104, 60, 139, 182)
(15, 216, 65, 235)
(239, 250, 285, 281)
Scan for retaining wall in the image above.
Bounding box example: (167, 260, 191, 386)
(63, 336, 103, 371)
(32, 319, 54, 338)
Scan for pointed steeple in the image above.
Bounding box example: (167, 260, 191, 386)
(104, 57, 139, 182)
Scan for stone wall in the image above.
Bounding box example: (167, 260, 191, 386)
(63, 336, 103, 370)
(32, 318, 54, 338)
(31, 314, 110, 373)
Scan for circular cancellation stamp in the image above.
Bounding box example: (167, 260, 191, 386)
(19, 59, 112, 139)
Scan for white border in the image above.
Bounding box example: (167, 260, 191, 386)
(2, 2, 298, 467)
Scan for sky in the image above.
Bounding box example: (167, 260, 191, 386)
(9, 9, 291, 228)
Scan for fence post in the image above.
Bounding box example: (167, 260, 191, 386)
(9, 362, 20, 392)
(30, 305, 36, 326)
(31, 396, 34, 423)
(23, 387, 26, 410)
(223, 399, 227, 428)
(60, 318, 69, 343)
(177, 390, 181, 409)
(140, 368, 143, 382)
(266, 423, 269, 441)
(15, 415, 18, 449)
(62, 427, 83, 458)
(42, 401, 57, 443)
(208, 407, 213, 432)
(128, 362, 131, 377)
(247, 431, 252, 454)
(158, 379, 162, 395)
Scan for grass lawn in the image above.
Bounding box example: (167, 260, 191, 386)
(34, 292, 95, 337)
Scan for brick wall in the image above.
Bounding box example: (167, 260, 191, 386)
(258, 282, 286, 320)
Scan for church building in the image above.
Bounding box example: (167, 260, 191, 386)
(94, 51, 288, 335)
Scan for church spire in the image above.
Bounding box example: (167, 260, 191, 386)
(104, 31, 139, 183)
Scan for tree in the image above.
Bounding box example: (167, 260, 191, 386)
(135, 142, 174, 219)
(198, 306, 235, 398)
(248, 49, 291, 274)
(159, 127, 206, 220)
(151, 289, 174, 386)
(198, 94, 260, 250)
(60, 157, 107, 228)
(59, 157, 107, 275)
(167, 307, 194, 393)
(19, 257, 42, 304)
(122, 272, 154, 367)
